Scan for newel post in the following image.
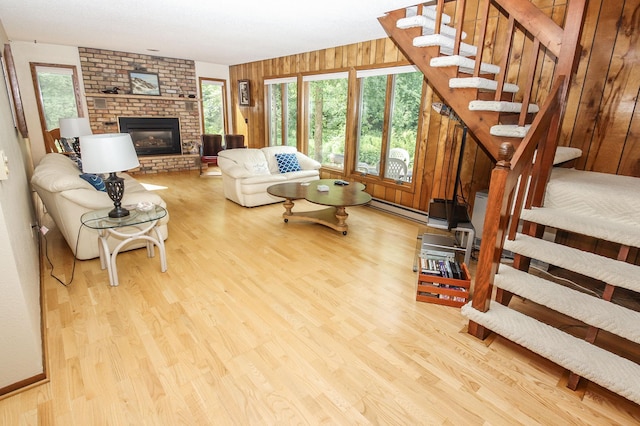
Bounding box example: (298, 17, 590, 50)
(468, 142, 514, 339)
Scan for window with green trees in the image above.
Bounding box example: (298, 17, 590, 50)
(265, 77, 297, 146)
(200, 78, 227, 135)
(32, 64, 81, 131)
(304, 72, 348, 171)
(356, 67, 422, 182)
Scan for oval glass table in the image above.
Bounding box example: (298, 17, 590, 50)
(81, 204, 168, 286)
(267, 179, 371, 235)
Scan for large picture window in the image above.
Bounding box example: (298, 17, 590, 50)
(265, 77, 297, 146)
(303, 72, 349, 170)
(356, 66, 422, 183)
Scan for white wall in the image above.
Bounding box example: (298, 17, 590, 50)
(0, 29, 43, 390)
(10, 41, 88, 165)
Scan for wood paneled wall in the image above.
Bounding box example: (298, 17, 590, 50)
(229, 38, 492, 213)
(230, 0, 640, 215)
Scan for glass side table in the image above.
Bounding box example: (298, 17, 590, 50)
(81, 204, 168, 286)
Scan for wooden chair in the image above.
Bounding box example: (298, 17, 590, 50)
(224, 134, 246, 149)
(200, 134, 224, 174)
(44, 128, 62, 153)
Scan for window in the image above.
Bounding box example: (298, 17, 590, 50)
(265, 77, 297, 146)
(199, 78, 228, 135)
(30, 64, 82, 132)
(304, 72, 349, 170)
(356, 66, 422, 183)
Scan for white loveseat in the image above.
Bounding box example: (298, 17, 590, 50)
(217, 146, 321, 207)
(31, 153, 169, 260)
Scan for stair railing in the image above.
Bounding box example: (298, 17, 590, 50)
(469, 76, 567, 338)
(379, 0, 587, 336)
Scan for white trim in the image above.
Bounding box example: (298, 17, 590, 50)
(201, 79, 224, 87)
(35, 65, 74, 75)
(302, 71, 348, 82)
(356, 65, 419, 78)
(264, 77, 297, 85)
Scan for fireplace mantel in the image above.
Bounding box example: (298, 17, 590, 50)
(86, 93, 200, 102)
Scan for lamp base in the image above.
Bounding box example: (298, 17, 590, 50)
(105, 172, 129, 218)
(108, 205, 130, 218)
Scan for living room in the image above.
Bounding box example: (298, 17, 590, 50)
(0, 0, 639, 423)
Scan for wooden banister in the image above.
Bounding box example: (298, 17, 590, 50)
(492, 0, 563, 56)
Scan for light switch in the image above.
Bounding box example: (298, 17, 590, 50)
(0, 150, 8, 180)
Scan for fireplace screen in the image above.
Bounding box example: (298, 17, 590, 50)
(119, 117, 181, 156)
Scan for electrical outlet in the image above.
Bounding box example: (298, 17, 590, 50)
(0, 150, 8, 180)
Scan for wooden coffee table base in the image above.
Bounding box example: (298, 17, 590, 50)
(281, 200, 350, 235)
(268, 180, 371, 235)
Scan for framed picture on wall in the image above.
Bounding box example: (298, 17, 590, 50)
(3, 44, 29, 138)
(129, 71, 161, 96)
(238, 79, 251, 106)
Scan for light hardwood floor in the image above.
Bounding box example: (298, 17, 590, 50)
(2, 171, 638, 425)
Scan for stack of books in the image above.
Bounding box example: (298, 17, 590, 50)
(416, 252, 470, 307)
(419, 249, 464, 279)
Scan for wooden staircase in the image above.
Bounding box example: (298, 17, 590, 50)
(379, 0, 640, 405)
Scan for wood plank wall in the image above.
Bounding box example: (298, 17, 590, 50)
(229, 37, 493, 214)
(229, 0, 640, 219)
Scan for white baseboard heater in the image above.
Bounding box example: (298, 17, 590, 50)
(367, 198, 428, 223)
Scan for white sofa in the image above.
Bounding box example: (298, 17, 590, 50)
(217, 146, 321, 207)
(31, 153, 169, 260)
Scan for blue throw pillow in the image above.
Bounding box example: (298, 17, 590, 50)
(275, 153, 301, 173)
(79, 173, 106, 191)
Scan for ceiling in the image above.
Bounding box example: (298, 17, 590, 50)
(0, 0, 414, 66)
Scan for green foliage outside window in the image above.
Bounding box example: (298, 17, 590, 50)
(357, 70, 422, 178)
(201, 83, 225, 135)
(37, 72, 78, 130)
(268, 82, 297, 146)
(307, 78, 348, 168)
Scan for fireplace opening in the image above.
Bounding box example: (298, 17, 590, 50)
(119, 117, 181, 156)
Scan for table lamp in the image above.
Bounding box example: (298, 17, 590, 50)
(80, 133, 140, 218)
(59, 117, 93, 156)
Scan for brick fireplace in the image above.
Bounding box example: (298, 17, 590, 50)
(79, 47, 201, 173)
(119, 117, 182, 156)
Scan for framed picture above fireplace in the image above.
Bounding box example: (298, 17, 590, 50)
(129, 71, 160, 96)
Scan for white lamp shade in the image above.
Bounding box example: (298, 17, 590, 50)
(80, 133, 140, 174)
(59, 117, 93, 138)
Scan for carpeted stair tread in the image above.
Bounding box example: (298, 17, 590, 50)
(545, 168, 640, 232)
(504, 234, 640, 293)
(413, 34, 477, 56)
(404, 4, 452, 24)
(494, 264, 640, 344)
(469, 100, 539, 113)
(461, 301, 640, 405)
(490, 124, 530, 138)
(430, 55, 500, 74)
(396, 15, 464, 39)
(450, 78, 519, 93)
(551, 147, 582, 164)
(521, 207, 640, 248)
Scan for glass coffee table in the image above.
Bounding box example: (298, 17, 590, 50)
(267, 179, 371, 235)
(81, 204, 168, 286)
